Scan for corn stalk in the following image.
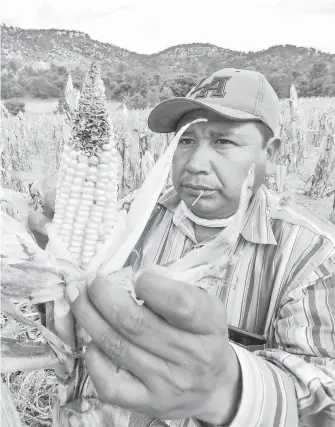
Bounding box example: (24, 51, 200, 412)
(276, 85, 308, 192)
(1, 114, 32, 194)
(305, 118, 335, 198)
(274, 164, 287, 193)
(287, 84, 305, 172)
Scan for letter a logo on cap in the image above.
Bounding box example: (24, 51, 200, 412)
(190, 76, 232, 99)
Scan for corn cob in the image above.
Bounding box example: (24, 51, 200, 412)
(53, 63, 119, 270)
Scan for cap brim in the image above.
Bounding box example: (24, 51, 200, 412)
(148, 98, 262, 133)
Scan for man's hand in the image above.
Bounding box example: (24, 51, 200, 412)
(28, 187, 56, 248)
(66, 270, 242, 424)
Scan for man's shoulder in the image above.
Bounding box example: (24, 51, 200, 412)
(266, 189, 335, 245)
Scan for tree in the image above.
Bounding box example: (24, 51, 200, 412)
(309, 61, 328, 79)
(53, 97, 71, 116)
(4, 100, 25, 115)
(56, 65, 67, 75)
(127, 93, 146, 109)
(117, 62, 129, 73)
(159, 86, 174, 101)
(145, 89, 160, 107)
(129, 72, 152, 97)
(307, 61, 332, 96)
(112, 81, 132, 99)
(102, 79, 118, 100)
(1, 76, 25, 99)
(29, 76, 61, 98)
(163, 74, 198, 97)
(6, 59, 20, 76)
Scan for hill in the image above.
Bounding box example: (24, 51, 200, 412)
(1, 24, 335, 107)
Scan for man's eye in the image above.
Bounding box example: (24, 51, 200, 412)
(179, 138, 194, 145)
(214, 139, 233, 146)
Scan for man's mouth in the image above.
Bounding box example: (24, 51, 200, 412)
(183, 184, 214, 191)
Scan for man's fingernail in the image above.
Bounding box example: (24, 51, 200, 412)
(66, 283, 79, 302)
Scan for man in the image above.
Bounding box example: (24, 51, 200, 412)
(30, 69, 335, 426)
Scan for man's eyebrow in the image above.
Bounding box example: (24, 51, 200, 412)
(179, 129, 242, 139)
(180, 130, 194, 136)
(209, 130, 236, 138)
(180, 130, 236, 136)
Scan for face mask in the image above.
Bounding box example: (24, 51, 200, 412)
(181, 201, 236, 228)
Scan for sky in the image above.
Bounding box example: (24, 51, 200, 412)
(1, 0, 335, 54)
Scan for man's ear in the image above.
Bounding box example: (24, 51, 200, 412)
(266, 137, 281, 162)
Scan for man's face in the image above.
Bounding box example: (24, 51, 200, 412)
(172, 110, 270, 220)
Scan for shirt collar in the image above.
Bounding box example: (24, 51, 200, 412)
(158, 185, 278, 245)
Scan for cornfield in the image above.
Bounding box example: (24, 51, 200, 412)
(1, 70, 335, 427)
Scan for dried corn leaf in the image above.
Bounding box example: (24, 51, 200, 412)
(1, 337, 61, 373)
(1, 262, 64, 303)
(1, 211, 81, 302)
(1, 212, 52, 266)
(0, 187, 29, 218)
(1, 295, 79, 370)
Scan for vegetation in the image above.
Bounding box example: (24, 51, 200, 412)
(2, 24, 335, 109)
(4, 100, 26, 116)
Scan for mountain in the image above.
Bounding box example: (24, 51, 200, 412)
(1, 24, 335, 105)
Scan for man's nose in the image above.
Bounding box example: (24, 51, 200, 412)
(186, 144, 212, 174)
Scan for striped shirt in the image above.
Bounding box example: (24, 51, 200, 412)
(125, 184, 335, 427)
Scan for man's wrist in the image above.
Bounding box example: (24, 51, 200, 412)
(196, 344, 242, 425)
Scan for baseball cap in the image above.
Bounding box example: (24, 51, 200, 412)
(148, 68, 280, 136)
